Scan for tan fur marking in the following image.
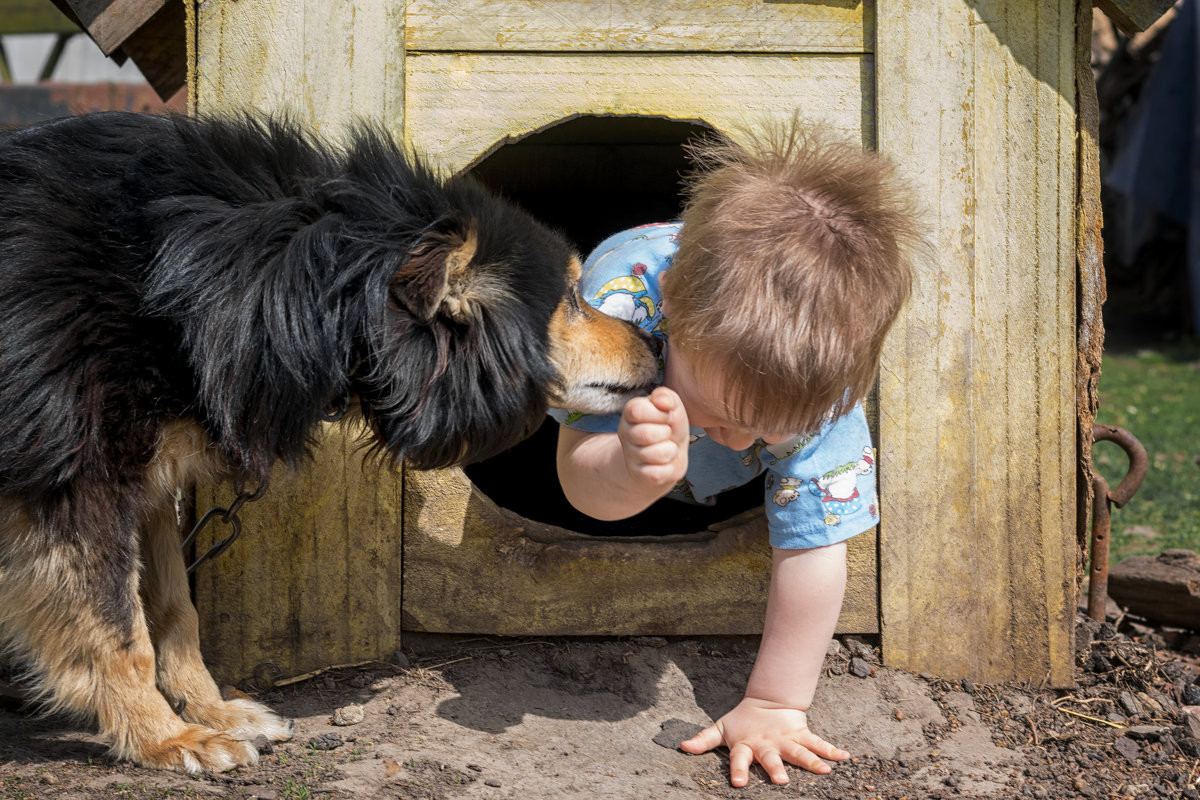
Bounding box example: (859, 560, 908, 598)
(0, 420, 290, 773)
(545, 271, 659, 414)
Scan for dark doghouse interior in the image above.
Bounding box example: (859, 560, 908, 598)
(465, 115, 763, 536)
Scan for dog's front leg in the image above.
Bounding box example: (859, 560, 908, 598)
(139, 497, 294, 745)
(0, 503, 260, 773)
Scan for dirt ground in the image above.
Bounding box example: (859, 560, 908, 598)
(1, 608, 1199, 800)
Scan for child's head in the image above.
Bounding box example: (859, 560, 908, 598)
(661, 119, 923, 436)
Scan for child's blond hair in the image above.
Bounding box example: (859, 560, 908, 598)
(662, 119, 923, 435)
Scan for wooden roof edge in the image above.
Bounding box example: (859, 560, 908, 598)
(48, 0, 183, 101)
(1096, 0, 1178, 35)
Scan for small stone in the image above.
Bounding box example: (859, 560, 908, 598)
(390, 650, 411, 668)
(653, 719, 705, 750)
(960, 678, 976, 694)
(894, 709, 906, 721)
(484, 779, 502, 788)
(467, 763, 483, 772)
(1183, 684, 1200, 706)
(827, 639, 843, 657)
(252, 734, 274, 755)
(308, 732, 343, 751)
(1126, 725, 1167, 741)
(331, 704, 365, 726)
(1119, 691, 1144, 718)
(1113, 736, 1141, 762)
(849, 657, 872, 678)
(1087, 653, 1113, 672)
(843, 637, 875, 660)
(40, 774, 58, 785)
(1177, 737, 1200, 758)
(1184, 712, 1200, 739)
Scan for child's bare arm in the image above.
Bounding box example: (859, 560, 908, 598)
(556, 386, 690, 520)
(682, 542, 850, 786)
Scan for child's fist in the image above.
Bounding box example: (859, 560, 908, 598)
(617, 386, 690, 489)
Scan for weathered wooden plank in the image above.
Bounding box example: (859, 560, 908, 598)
(1077, 0, 1107, 581)
(1108, 550, 1200, 629)
(60, 0, 165, 54)
(875, 0, 1076, 686)
(194, 0, 405, 131)
(193, 424, 404, 684)
(404, 52, 872, 171)
(1096, 0, 1175, 34)
(402, 469, 879, 635)
(406, 0, 873, 53)
(193, 2, 409, 682)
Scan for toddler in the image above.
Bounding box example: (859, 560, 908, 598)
(550, 120, 924, 786)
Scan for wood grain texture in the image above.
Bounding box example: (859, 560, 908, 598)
(194, 0, 405, 131)
(402, 469, 879, 635)
(404, 52, 872, 170)
(193, 424, 404, 684)
(1095, 0, 1175, 33)
(405, 0, 873, 53)
(875, 0, 1076, 686)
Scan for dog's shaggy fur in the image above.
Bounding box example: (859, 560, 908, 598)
(0, 112, 656, 772)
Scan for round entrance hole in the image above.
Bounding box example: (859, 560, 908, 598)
(464, 115, 764, 536)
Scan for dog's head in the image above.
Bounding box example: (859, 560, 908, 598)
(353, 169, 656, 470)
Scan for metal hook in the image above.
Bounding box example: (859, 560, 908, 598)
(1086, 425, 1149, 621)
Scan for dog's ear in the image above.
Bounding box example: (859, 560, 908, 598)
(388, 222, 478, 323)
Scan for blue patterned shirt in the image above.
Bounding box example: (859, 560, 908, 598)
(550, 223, 879, 550)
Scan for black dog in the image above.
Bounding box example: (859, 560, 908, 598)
(0, 112, 657, 772)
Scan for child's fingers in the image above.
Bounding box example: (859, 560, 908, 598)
(622, 395, 671, 427)
(728, 743, 754, 788)
(621, 421, 675, 448)
(757, 749, 790, 784)
(648, 385, 681, 413)
(779, 741, 833, 775)
(679, 725, 724, 754)
(793, 731, 849, 763)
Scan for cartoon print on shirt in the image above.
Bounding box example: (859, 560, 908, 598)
(593, 263, 659, 329)
(807, 447, 876, 525)
(767, 433, 815, 465)
(772, 476, 803, 507)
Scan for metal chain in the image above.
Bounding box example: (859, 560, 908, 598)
(182, 480, 269, 575)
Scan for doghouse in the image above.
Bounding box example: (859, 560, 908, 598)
(53, 0, 1170, 688)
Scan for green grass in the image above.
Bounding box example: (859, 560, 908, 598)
(1093, 338, 1200, 564)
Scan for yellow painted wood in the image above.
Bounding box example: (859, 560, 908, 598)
(194, 0, 405, 131)
(193, 424, 404, 684)
(406, 0, 872, 53)
(875, 0, 1077, 687)
(402, 468, 878, 635)
(404, 52, 872, 170)
(193, 1, 410, 683)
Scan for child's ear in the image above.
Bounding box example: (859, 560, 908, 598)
(388, 221, 477, 322)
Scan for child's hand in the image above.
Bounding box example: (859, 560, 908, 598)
(617, 386, 690, 489)
(680, 697, 849, 786)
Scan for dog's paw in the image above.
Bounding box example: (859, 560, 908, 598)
(185, 698, 295, 743)
(135, 724, 259, 774)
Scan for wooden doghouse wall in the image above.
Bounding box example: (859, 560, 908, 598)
(191, 0, 1080, 689)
